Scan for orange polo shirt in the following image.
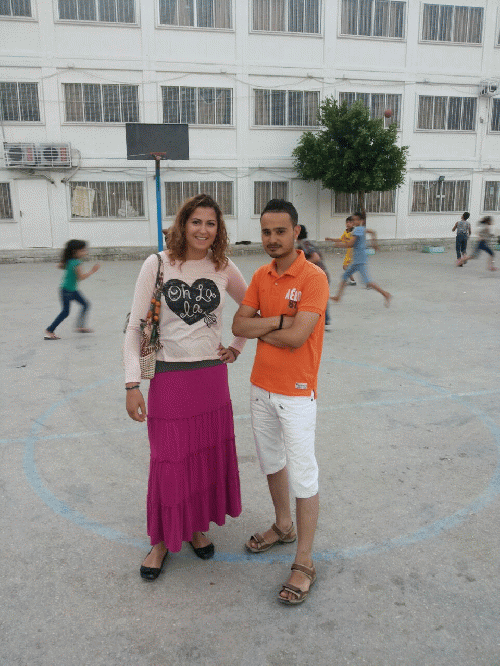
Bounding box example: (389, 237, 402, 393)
(242, 249, 329, 397)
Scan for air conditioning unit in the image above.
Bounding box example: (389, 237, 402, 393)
(3, 142, 72, 168)
(4, 143, 38, 167)
(38, 143, 72, 167)
(479, 81, 498, 97)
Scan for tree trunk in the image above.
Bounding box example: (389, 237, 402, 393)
(357, 191, 366, 218)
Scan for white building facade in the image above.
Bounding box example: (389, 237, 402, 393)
(1, 0, 500, 249)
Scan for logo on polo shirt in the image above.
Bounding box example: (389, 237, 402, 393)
(285, 287, 302, 310)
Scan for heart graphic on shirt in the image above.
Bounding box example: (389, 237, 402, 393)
(163, 278, 220, 326)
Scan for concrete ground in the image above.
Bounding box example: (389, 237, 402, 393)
(1, 249, 499, 666)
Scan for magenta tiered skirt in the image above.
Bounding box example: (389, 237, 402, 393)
(146, 363, 242, 552)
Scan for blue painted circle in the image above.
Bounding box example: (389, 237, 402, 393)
(22, 361, 500, 563)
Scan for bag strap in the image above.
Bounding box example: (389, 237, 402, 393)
(154, 252, 163, 291)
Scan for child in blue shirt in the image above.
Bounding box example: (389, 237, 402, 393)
(330, 213, 391, 307)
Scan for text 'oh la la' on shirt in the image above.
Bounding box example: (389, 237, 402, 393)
(123, 251, 248, 384)
(242, 249, 329, 398)
(352, 226, 367, 265)
(61, 258, 81, 291)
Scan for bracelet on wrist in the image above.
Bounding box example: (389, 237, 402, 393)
(277, 314, 284, 330)
(125, 384, 140, 391)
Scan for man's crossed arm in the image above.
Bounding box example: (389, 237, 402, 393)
(232, 305, 320, 350)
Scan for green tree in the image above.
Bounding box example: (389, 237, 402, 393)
(293, 97, 408, 214)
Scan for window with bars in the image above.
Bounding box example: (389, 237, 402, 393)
(483, 182, 500, 211)
(411, 180, 470, 212)
(164, 181, 234, 216)
(70, 181, 145, 218)
(421, 4, 483, 43)
(254, 90, 319, 126)
(339, 92, 402, 128)
(490, 99, 500, 132)
(0, 0, 31, 16)
(0, 183, 13, 219)
(162, 87, 232, 125)
(159, 0, 232, 28)
(417, 96, 476, 131)
(0, 82, 40, 121)
(340, 0, 406, 38)
(254, 181, 289, 215)
(331, 190, 396, 214)
(64, 84, 139, 123)
(252, 0, 320, 33)
(58, 0, 136, 22)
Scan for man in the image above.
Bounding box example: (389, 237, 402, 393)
(330, 212, 391, 306)
(232, 199, 329, 605)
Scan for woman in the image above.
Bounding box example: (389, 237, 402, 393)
(123, 194, 247, 580)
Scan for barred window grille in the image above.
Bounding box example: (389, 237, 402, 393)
(417, 96, 476, 131)
(0, 0, 31, 16)
(159, 0, 232, 28)
(0, 183, 13, 219)
(331, 190, 396, 214)
(421, 4, 483, 43)
(162, 87, 232, 125)
(64, 84, 139, 123)
(70, 181, 145, 217)
(252, 0, 320, 33)
(164, 181, 234, 216)
(484, 182, 500, 211)
(491, 99, 500, 132)
(253, 181, 289, 215)
(58, 0, 136, 22)
(0, 82, 40, 121)
(411, 180, 470, 212)
(254, 90, 319, 126)
(341, 0, 406, 38)
(339, 92, 402, 128)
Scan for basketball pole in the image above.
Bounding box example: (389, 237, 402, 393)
(152, 153, 165, 251)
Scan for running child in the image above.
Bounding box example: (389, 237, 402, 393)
(457, 216, 497, 271)
(330, 213, 391, 307)
(44, 239, 100, 339)
(326, 216, 356, 285)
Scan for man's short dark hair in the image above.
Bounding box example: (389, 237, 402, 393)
(463, 212, 470, 220)
(261, 199, 298, 226)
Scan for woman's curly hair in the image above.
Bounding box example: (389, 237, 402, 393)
(164, 194, 229, 270)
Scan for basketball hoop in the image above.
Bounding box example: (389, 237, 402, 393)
(125, 124, 189, 251)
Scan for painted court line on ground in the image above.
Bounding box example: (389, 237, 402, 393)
(21, 362, 500, 562)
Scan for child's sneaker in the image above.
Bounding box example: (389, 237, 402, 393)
(348, 280, 356, 286)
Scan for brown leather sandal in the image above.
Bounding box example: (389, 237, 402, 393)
(278, 563, 317, 605)
(245, 522, 297, 553)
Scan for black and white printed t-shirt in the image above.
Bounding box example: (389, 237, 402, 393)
(123, 251, 247, 383)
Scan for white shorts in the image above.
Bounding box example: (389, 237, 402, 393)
(250, 384, 319, 498)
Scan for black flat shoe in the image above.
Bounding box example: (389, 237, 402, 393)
(189, 540, 215, 560)
(140, 549, 169, 581)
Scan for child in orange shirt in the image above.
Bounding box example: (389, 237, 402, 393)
(326, 216, 356, 285)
